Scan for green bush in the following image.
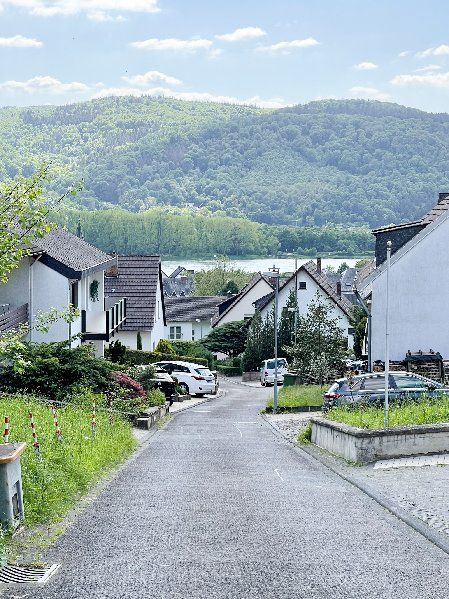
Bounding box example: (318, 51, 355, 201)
(105, 348, 208, 367)
(215, 365, 241, 376)
(155, 339, 174, 354)
(146, 388, 166, 407)
(170, 340, 214, 367)
(133, 365, 157, 390)
(0, 393, 136, 526)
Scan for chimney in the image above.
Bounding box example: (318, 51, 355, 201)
(439, 193, 449, 203)
(316, 257, 322, 274)
(336, 282, 342, 298)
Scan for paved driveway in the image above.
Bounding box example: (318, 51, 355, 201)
(6, 379, 449, 598)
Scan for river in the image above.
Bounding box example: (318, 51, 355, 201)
(162, 257, 360, 275)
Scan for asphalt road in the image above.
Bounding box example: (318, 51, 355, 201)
(6, 379, 449, 598)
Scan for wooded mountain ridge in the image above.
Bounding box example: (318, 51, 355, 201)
(1, 96, 449, 228)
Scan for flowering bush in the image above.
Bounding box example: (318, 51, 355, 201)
(110, 371, 146, 399)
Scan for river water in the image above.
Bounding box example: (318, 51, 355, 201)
(162, 257, 359, 275)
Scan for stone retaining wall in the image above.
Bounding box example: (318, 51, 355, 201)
(242, 371, 260, 382)
(135, 403, 170, 430)
(310, 417, 449, 464)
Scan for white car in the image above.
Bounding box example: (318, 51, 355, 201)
(154, 361, 216, 396)
(260, 358, 288, 386)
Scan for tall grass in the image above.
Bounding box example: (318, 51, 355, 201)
(0, 394, 137, 525)
(327, 395, 449, 429)
(266, 385, 323, 410)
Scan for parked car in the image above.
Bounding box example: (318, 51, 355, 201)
(260, 358, 289, 386)
(154, 361, 216, 396)
(323, 371, 449, 410)
(152, 367, 177, 405)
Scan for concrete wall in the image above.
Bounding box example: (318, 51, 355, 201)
(260, 271, 353, 348)
(0, 258, 29, 309)
(371, 214, 449, 361)
(311, 417, 449, 464)
(218, 278, 273, 326)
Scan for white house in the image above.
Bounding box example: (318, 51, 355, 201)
(359, 192, 449, 362)
(165, 296, 226, 341)
(211, 273, 273, 328)
(256, 259, 356, 348)
(0, 226, 125, 357)
(104, 255, 166, 351)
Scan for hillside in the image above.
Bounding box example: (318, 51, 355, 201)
(1, 96, 449, 228)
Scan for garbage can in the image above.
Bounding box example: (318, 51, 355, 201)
(283, 373, 298, 387)
(0, 442, 26, 528)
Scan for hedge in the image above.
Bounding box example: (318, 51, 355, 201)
(105, 348, 208, 367)
(215, 365, 242, 377)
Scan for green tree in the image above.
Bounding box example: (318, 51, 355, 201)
(136, 331, 143, 351)
(284, 292, 347, 385)
(349, 305, 367, 359)
(220, 280, 239, 295)
(278, 289, 297, 355)
(194, 256, 252, 296)
(155, 338, 174, 354)
(337, 261, 349, 274)
(241, 308, 276, 371)
(201, 321, 248, 357)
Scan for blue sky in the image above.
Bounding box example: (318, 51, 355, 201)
(1, 0, 449, 112)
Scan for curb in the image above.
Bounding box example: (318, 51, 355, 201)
(261, 413, 449, 558)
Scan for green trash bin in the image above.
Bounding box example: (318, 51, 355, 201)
(283, 373, 297, 387)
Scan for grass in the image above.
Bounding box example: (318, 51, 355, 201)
(0, 394, 137, 534)
(327, 395, 449, 429)
(266, 384, 323, 411)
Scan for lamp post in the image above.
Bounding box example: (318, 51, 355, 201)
(263, 266, 280, 414)
(195, 318, 203, 340)
(384, 240, 392, 428)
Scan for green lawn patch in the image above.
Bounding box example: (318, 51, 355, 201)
(327, 396, 449, 429)
(266, 384, 323, 411)
(0, 395, 137, 528)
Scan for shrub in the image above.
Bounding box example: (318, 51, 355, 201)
(155, 339, 174, 354)
(133, 365, 157, 390)
(215, 365, 241, 376)
(110, 371, 146, 399)
(108, 340, 127, 363)
(146, 388, 166, 407)
(136, 331, 143, 351)
(104, 348, 208, 367)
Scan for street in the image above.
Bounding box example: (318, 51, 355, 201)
(6, 378, 449, 599)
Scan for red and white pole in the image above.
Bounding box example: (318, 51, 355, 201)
(52, 407, 62, 442)
(29, 411, 41, 458)
(3, 416, 9, 444)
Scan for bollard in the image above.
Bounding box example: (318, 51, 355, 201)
(51, 407, 62, 442)
(29, 412, 41, 460)
(3, 417, 9, 444)
(0, 442, 27, 527)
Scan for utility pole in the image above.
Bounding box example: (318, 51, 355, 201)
(264, 266, 280, 413)
(384, 240, 392, 428)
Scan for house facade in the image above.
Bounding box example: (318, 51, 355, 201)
(0, 227, 125, 357)
(104, 255, 166, 351)
(165, 296, 226, 341)
(211, 274, 273, 328)
(360, 193, 449, 362)
(257, 260, 356, 349)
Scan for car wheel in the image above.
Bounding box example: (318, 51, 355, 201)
(179, 382, 189, 395)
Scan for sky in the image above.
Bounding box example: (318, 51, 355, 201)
(1, 0, 449, 112)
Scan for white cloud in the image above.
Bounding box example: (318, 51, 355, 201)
(391, 71, 449, 88)
(414, 64, 442, 73)
(257, 37, 320, 54)
(398, 50, 410, 58)
(130, 37, 213, 53)
(416, 44, 449, 58)
(216, 26, 266, 42)
(0, 75, 89, 94)
(0, 34, 43, 47)
(349, 86, 390, 101)
(92, 85, 289, 108)
(353, 61, 378, 71)
(0, 0, 159, 19)
(122, 70, 182, 87)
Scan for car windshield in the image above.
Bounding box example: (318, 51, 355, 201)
(195, 368, 213, 376)
(266, 359, 287, 369)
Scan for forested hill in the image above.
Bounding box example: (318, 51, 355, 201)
(1, 96, 449, 228)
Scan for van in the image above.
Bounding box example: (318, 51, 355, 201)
(260, 358, 288, 386)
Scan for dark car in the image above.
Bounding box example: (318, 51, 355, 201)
(150, 367, 177, 405)
(323, 371, 449, 410)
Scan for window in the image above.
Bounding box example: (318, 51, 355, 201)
(70, 281, 79, 308)
(169, 326, 182, 340)
(298, 282, 307, 290)
(393, 375, 431, 390)
(360, 375, 387, 391)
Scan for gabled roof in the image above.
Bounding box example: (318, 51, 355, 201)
(168, 266, 186, 279)
(30, 226, 114, 279)
(165, 296, 227, 322)
(211, 273, 273, 327)
(255, 260, 354, 318)
(104, 255, 165, 331)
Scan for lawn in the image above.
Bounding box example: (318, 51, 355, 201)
(0, 394, 137, 527)
(266, 384, 324, 411)
(327, 396, 449, 429)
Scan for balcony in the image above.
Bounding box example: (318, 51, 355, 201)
(81, 297, 126, 342)
(0, 304, 29, 333)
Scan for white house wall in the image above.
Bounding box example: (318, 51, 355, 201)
(260, 271, 353, 347)
(217, 279, 273, 326)
(165, 319, 212, 342)
(151, 277, 165, 350)
(114, 330, 152, 351)
(371, 215, 449, 361)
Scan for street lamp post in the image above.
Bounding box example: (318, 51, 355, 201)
(195, 318, 203, 340)
(264, 266, 280, 414)
(384, 240, 392, 428)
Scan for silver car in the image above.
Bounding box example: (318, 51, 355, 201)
(323, 371, 449, 410)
